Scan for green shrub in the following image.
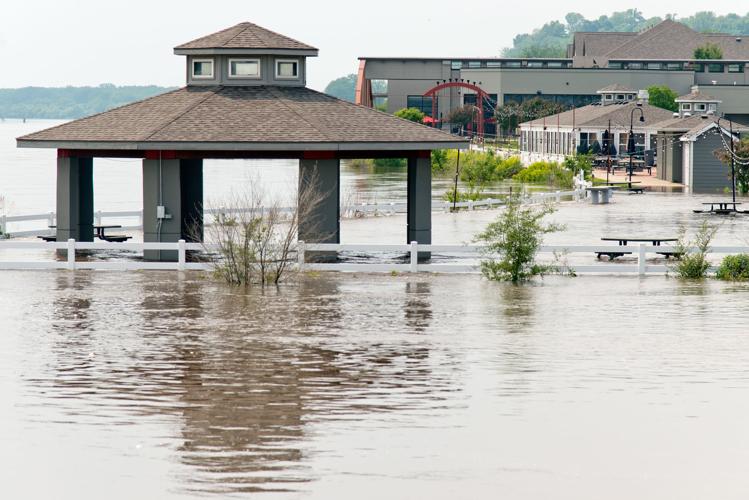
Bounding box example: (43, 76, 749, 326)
(431, 149, 449, 174)
(512, 161, 574, 188)
(394, 107, 425, 122)
(671, 221, 718, 280)
(716, 254, 749, 281)
(475, 195, 563, 283)
(373, 157, 406, 168)
(563, 154, 593, 180)
(497, 156, 523, 178)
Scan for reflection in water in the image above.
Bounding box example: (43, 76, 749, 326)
(26, 273, 458, 495)
(499, 283, 537, 333)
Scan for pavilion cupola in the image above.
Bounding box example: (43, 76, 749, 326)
(675, 86, 721, 118)
(173, 22, 319, 87)
(596, 84, 638, 106)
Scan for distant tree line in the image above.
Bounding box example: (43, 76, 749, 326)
(503, 9, 749, 58)
(324, 74, 387, 102)
(0, 84, 176, 119)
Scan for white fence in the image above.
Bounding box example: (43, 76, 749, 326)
(0, 238, 745, 275)
(0, 189, 587, 238)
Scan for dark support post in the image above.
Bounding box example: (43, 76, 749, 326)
(143, 158, 203, 261)
(56, 155, 93, 242)
(299, 158, 340, 261)
(407, 153, 432, 260)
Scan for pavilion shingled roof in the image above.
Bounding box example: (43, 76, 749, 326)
(17, 86, 464, 148)
(520, 101, 675, 130)
(175, 22, 317, 51)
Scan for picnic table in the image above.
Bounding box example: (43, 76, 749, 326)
(694, 201, 743, 215)
(600, 181, 644, 194)
(586, 186, 615, 204)
(95, 225, 131, 242)
(597, 236, 680, 260)
(37, 225, 57, 242)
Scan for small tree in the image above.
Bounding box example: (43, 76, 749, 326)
(647, 85, 678, 112)
(671, 221, 718, 280)
(204, 173, 326, 286)
(447, 104, 477, 129)
(713, 137, 749, 194)
(475, 196, 563, 283)
(394, 107, 425, 123)
(694, 43, 723, 60)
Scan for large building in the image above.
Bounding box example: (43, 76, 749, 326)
(356, 20, 749, 128)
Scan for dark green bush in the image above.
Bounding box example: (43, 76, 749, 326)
(716, 254, 749, 281)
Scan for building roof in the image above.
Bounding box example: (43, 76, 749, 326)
(651, 114, 749, 139)
(571, 32, 637, 58)
(519, 101, 674, 131)
(596, 84, 637, 93)
(17, 86, 466, 151)
(174, 22, 318, 53)
(599, 19, 749, 61)
(675, 90, 721, 102)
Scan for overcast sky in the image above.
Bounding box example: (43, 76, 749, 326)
(1, 0, 746, 91)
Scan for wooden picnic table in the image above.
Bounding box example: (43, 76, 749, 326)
(597, 236, 680, 260)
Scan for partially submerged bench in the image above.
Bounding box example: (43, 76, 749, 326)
(597, 236, 680, 260)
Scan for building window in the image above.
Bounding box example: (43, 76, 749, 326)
(468, 61, 481, 68)
(450, 61, 462, 70)
(666, 62, 682, 70)
(628, 62, 643, 70)
(646, 62, 662, 70)
(682, 103, 692, 111)
(275, 59, 299, 79)
(605, 94, 614, 101)
(192, 59, 214, 79)
(695, 103, 707, 111)
(608, 62, 623, 69)
(708, 63, 724, 73)
(406, 95, 435, 117)
(616, 94, 625, 100)
(229, 59, 260, 78)
(527, 61, 544, 68)
(694, 63, 705, 73)
(728, 63, 744, 73)
(486, 61, 502, 68)
(547, 61, 565, 68)
(504, 61, 521, 68)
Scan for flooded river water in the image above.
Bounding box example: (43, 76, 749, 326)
(3, 272, 749, 499)
(4, 120, 749, 499)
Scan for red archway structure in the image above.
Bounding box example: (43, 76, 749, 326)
(423, 81, 492, 138)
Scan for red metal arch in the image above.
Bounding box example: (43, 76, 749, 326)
(423, 81, 491, 138)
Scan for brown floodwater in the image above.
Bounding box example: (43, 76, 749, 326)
(3, 271, 749, 499)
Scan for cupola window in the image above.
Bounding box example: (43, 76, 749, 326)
(192, 59, 214, 79)
(276, 60, 299, 79)
(229, 59, 261, 78)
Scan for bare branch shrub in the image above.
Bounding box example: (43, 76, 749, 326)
(200, 172, 327, 286)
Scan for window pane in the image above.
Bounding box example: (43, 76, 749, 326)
(193, 61, 213, 77)
(708, 63, 724, 72)
(277, 61, 298, 77)
(231, 60, 259, 77)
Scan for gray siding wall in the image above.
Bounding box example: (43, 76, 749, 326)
(657, 135, 683, 183)
(692, 133, 732, 193)
(186, 55, 306, 86)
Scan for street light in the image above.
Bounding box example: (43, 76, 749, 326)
(628, 105, 645, 184)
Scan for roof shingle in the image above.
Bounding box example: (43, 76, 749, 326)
(17, 86, 465, 149)
(175, 22, 317, 51)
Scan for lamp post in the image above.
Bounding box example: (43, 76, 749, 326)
(605, 119, 612, 184)
(628, 105, 645, 185)
(718, 116, 737, 204)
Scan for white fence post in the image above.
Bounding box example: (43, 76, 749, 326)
(468, 200, 474, 211)
(67, 239, 76, 270)
(94, 210, 102, 226)
(410, 241, 418, 272)
(178, 239, 186, 270)
(137, 210, 143, 230)
(297, 241, 305, 271)
(638, 243, 646, 276)
(0, 214, 6, 235)
(47, 212, 55, 229)
(555, 190, 561, 202)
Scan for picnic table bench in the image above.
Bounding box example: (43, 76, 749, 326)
(597, 237, 680, 260)
(95, 225, 131, 242)
(694, 201, 743, 215)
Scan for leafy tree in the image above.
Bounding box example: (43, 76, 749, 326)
(323, 74, 387, 103)
(475, 196, 563, 283)
(647, 85, 678, 112)
(446, 104, 477, 128)
(394, 107, 425, 123)
(495, 97, 567, 134)
(713, 136, 749, 193)
(694, 42, 723, 59)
